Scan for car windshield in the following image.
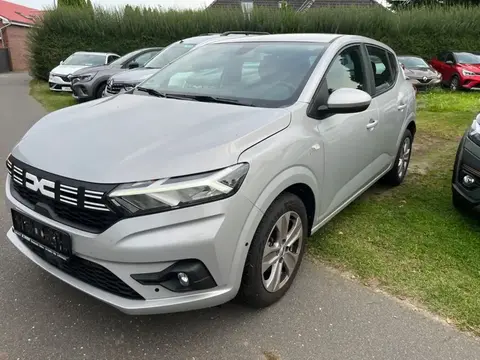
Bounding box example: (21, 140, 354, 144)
(63, 53, 106, 66)
(144, 43, 197, 69)
(110, 49, 145, 66)
(455, 52, 480, 64)
(135, 41, 327, 108)
(398, 56, 428, 68)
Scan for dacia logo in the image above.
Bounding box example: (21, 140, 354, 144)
(25, 172, 55, 199)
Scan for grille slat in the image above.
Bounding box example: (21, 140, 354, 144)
(7, 157, 122, 233)
(22, 240, 144, 300)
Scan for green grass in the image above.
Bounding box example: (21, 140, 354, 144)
(30, 80, 76, 112)
(30, 80, 480, 335)
(311, 90, 480, 335)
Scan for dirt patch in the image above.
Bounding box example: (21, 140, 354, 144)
(263, 351, 281, 360)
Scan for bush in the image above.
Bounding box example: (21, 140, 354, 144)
(28, 5, 480, 80)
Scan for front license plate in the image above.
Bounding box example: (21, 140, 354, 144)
(61, 86, 72, 92)
(11, 210, 72, 260)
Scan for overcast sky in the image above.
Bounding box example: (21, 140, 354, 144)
(12, 0, 213, 10)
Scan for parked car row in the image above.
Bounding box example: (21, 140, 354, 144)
(6, 32, 476, 317)
(397, 51, 480, 91)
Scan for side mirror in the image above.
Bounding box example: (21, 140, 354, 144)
(128, 62, 139, 69)
(320, 88, 372, 114)
(446, 60, 454, 65)
(60, 60, 64, 65)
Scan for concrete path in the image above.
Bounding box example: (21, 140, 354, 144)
(1, 72, 479, 360)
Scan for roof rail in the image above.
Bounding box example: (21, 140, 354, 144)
(221, 31, 270, 36)
(198, 33, 220, 36)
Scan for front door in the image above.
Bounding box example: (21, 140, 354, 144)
(313, 45, 381, 217)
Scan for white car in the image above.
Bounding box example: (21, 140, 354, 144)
(49, 51, 120, 92)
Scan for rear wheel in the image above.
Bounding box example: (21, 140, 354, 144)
(383, 129, 413, 186)
(239, 192, 307, 308)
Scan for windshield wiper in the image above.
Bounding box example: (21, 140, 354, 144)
(136, 87, 166, 97)
(167, 94, 255, 107)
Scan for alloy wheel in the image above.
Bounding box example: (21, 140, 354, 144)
(262, 211, 303, 293)
(397, 136, 411, 178)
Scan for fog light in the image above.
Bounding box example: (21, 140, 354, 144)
(177, 272, 189, 287)
(463, 174, 475, 186)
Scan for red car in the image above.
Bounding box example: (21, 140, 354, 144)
(429, 51, 480, 91)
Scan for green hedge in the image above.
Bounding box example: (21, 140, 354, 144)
(28, 5, 480, 80)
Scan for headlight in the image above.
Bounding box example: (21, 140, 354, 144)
(436, 71, 442, 78)
(78, 72, 97, 82)
(108, 163, 249, 215)
(468, 114, 480, 145)
(462, 69, 476, 76)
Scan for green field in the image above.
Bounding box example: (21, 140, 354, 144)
(30, 81, 480, 335)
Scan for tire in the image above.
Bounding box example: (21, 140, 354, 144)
(95, 83, 107, 99)
(239, 192, 308, 308)
(452, 189, 475, 212)
(383, 129, 413, 186)
(450, 75, 460, 91)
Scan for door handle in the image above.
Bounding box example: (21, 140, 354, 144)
(366, 119, 378, 130)
(397, 103, 407, 111)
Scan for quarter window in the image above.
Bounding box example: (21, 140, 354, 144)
(366, 45, 394, 92)
(325, 45, 366, 94)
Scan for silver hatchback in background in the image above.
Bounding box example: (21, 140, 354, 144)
(5, 33, 416, 315)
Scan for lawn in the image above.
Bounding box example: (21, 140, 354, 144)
(30, 81, 480, 335)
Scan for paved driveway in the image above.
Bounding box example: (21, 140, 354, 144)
(1, 73, 479, 360)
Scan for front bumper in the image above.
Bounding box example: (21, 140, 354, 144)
(48, 74, 72, 92)
(452, 131, 480, 207)
(5, 175, 261, 314)
(408, 77, 441, 89)
(461, 77, 480, 90)
(71, 79, 95, 100)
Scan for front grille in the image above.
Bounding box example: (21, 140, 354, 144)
(106, 82, 125, 94)
(22, 240, 144, 300)
(417, 78, 432, 84)
(60, 76, 71, 83)
(7, 157, 122, 233)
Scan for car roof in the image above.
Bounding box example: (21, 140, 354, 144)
(73, 51, 117, 56)
(206, 33, 393, 51)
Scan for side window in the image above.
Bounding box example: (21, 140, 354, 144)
(437, 52, 447, 62)
(446, 53, 455, 63)
(366, 45, 394, 92)
(387, 51, 398, 81)
(325, 45, 366, 94)
(107, 55, 119, 64)
(134, 51, 160, 67)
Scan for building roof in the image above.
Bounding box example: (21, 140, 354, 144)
(0, 0, 43, 27)
(209, 0, 382, 9)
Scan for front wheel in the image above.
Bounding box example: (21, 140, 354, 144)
(95, 83, 107, 99)
(239, 192, 308, 308)
(450, 75, 460, 91)
(383, 129, 413, 186)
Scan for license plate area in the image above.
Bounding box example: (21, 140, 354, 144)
(11, 210, 72, 260)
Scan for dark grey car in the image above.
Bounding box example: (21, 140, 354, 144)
(398, 55, 442, 90)
(70, 47, 164, 102)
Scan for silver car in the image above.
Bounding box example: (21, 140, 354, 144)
(5, 33, 416, 315)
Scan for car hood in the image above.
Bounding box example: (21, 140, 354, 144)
(404, 67, 438, 78)
(11, 94, 291, 184)
(72, 64, 115, 76)
(110, 68, 159, 84)
(50, 65, 90, 76)
(457, 63, 480, 73)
